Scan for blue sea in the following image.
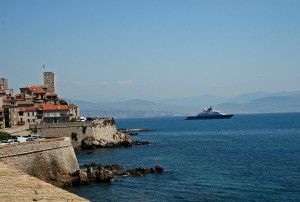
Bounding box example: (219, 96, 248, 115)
(66, 113, 300, 201)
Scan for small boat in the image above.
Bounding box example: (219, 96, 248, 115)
(186, 106, 234, 120)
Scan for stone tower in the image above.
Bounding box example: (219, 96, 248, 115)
(44, 72, 55, 93)
(0, 78, 8, 90)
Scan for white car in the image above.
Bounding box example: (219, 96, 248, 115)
(0, 140, 10, 145)
(7, 139, 20, 144)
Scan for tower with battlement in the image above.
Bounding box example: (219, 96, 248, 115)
(0, 78, 8, 91)
(44, 72, 55, 93)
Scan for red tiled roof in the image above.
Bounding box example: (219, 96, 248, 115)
(19, 107, 36, 112)
(31, 87, 46, 94)
(39, 105, 69, 111)
(20, 85, 47, 94)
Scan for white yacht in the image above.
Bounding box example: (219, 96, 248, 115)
(186, 106, 234, 120)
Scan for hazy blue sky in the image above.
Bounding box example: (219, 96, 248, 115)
(1, 0, 300, 102)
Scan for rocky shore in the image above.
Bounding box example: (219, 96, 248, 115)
(71, 163, 164, 185)
(81, 135, 150, 149)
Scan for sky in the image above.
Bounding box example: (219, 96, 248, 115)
(1, 0, 300, 102)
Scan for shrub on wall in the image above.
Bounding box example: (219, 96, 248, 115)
(70, 118, 77, 122)
(82, 126, 87, 134)
(0, 132, 12, 140)
(31, 126, 38, 133)
(71, 132, 78, 141)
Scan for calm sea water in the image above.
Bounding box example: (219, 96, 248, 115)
(66, 113, 300, 201)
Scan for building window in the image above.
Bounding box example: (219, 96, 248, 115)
(28, 119, 31, 123)
(28, 113, 30, 116)
(32, 112, 35, 116)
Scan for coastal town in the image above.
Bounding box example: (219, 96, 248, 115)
(0, 72, 81, 130)
(0, 71, 162, 201)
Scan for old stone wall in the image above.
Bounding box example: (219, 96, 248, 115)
(29, 118, 130, 148)
(1, 125, 30, 136)
(0, 137, 79, 186)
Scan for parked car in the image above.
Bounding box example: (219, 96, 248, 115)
(8, 139, 20, 144)
(0, 140, 10, 145)
(25, 134, 45, 141)
(16, 137, 28, 143)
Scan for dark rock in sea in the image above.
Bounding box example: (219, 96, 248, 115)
(81, 137, 98, 149)
(132, 140, 150, 145)
(71, 164, 164, 185)
(95, 167, 113, 183)
(72, 170, 89, 185)
(155, 164, 164, 173)
(72, 167, 113, 185)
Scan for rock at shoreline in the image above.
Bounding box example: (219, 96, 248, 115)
(81, 132, 133, 149)
(71, 167, 113, 185)
(81, 136, 150, 149)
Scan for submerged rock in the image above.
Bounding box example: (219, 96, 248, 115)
(72, 164, 164, 185)
(155, 164, 164, 173)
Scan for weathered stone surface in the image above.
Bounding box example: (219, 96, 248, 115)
(0, 162, 88, 201)
(81, 132, 132, 149)
(0, 138, 79, 187)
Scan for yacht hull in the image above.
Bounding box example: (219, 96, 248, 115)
(186, 114, 234, 120)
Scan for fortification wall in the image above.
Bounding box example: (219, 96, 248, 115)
(0, 138, 79, 186)
(29, 118, 130, 148)
(1, 125, 31, 136)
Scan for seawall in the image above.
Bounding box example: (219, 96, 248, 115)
(0, 137, 79, 186)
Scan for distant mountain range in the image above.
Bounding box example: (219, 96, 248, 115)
(71, 90, 300, 118)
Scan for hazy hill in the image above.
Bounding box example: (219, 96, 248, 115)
(216, 92, 300, 114)
(160, 95, 227, 108)
(71, 90, 300, 118)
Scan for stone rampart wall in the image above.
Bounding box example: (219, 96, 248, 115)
(0, 138, 79, 186)
(29, 118, 123, 148)
(1, 125, 30, 136)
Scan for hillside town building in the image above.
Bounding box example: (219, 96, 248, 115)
(0, 72, 80, 128)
